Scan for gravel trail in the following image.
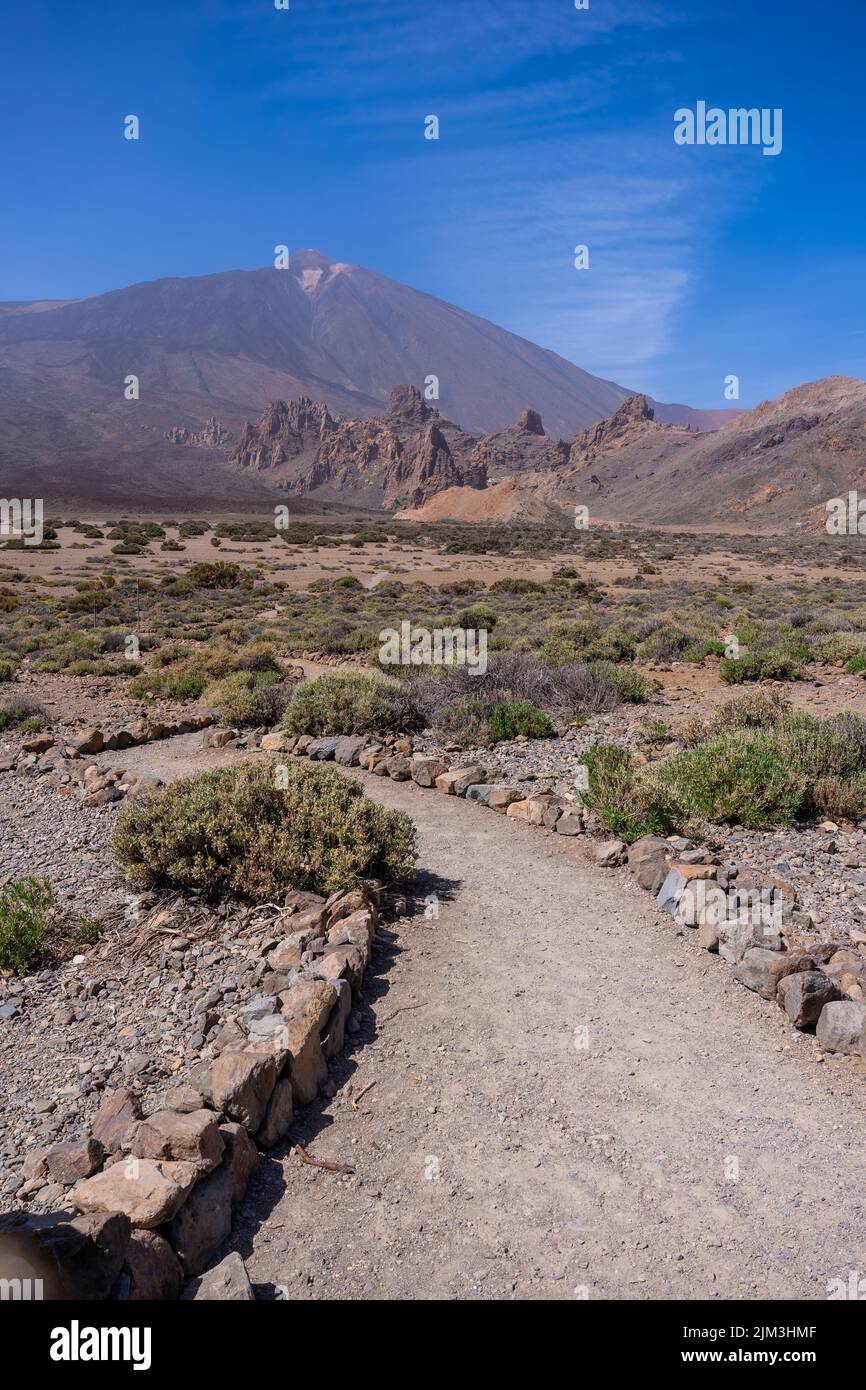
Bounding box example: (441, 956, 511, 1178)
(222, 766, 866, 1301)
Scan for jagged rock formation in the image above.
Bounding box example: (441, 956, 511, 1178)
(231, 399, 336, 472)
(165, 417, 234, 449)
(231, 385, 487, 510)
(468, 407, 570, 480)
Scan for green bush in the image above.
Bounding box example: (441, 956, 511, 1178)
(204, 671, 288, 726)
(186, 561, 240, 589)
(0, 878, 53, 975)
(0, 658, 16, 681)
(719, 654, 762, 684)
(282, 672, 419, 736)
(845, 652, 866, 675)
(113, 760, 417, 900)
(582, 744, 682, 842)
(659, 732, 806, 829)
(489, 701, 554, 742)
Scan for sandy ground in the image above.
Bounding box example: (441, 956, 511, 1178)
(97, 735, 866, 1300)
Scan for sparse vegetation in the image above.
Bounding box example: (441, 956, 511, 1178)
(0, 877, 53, 975)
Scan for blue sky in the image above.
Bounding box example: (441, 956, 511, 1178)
(0, 0, 863, 409)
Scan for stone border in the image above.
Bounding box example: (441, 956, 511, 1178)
(1, 882, 385, 1301)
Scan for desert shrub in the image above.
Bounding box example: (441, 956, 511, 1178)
(682, 689, 789, 745)
(283, 672, 420, 736)
(547, 661, 621, 715)
(582, 745, 682, 842)
(659, 711, 861, 829)
(719, 654, 763, 684)
(604, 664, 652, 704)
(659, 732, 806, 828)
(756, 646, 805, 681)
(825, 713, 866, 768)
(431, 693, 492, 745)
(67, 658, 122, 677)
(0, 877, 53, 975)
(186, 561, 240, 589)
(233, 641, 282, 673)
(113, 760, 416, 899)
(488, 578, 546, 595)
(130, 664, 208, 702)
(204, 671, 289, 727)
(456, 606, 498, 630)
(0, 695, 45, 730)
(489, 701, 554, 742)
(636, 624, 696, 661)
(845, 652, 866, 675)
(811, 633, 865, 665)
(812, 774, 866, 821)
(0, 658, 16, 681)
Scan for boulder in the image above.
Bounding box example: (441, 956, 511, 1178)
(166, 1164, 234, 1277)
(132, 1110, 224, 1171)
(733, 948, 786, 998)
(325, 888, 378, 931)
(822, 949, 866, 1003)
(183, 1251, 253, 1301)
(0, 1209, 131, 1301)
(125, 1230, 183, 1301)
(384, 754, 412, 781)
(22, 733, 54, 754)
(159, 1084, 206, 1115)
(816, 1000, 866, 1055)
(488, 786, 524, 812)
(436, 765, 486, 796)
(334, 735, 367, 766)
(277, 978, 337, 1106)
(307, 737, 341, 761)
(257, 1079, 295, 1149)
(627, 836, 671, 894)
(69, 727, 104, 755)
(594, 839, 627, 868)
(777, 971, 840, 1029)
(218, 1123, 258, 1206)
(92, 1087, 142, 1154)
(322, 979, 352, 1061)
(45, 1136, 104, 1185)
(555, 809, 585, 836)
(656, 861, 717, 915)
(465, 784, 493, 805)
(203, 1053, 278, 1133)
(260, 732, 294, 752)
(411, 756, 450, 788)
(71, 1159, 201, 1228)
(318, 943, 365, 992)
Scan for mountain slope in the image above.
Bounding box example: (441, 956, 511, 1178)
(528, 376, 866, 526)
(0, 250, 732, 501)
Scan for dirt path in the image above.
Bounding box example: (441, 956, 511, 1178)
(225, 768, 866, 1302)
(101, 735, 866, 1300)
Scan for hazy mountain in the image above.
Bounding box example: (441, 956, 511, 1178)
(0, 250, 732, 502)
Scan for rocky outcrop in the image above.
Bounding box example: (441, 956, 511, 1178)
(166, 417, 234, 449)
(231, 398, 336, 472)
(236, 384, 486, 509)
